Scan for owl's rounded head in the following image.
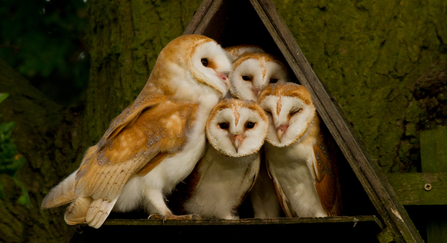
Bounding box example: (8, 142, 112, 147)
(206, 99, 268, 157)
(258, 83, 316, 147)
(229, 53, 289, 101)
(148, 35, 232, 100)
(224, 44, 265, 62)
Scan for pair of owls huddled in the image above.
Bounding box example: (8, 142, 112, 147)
(41, 35, 341, 228)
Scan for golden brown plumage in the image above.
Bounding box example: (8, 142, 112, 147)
(41, 34, 233, 228)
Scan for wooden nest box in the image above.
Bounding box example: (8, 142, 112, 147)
(67, 0, 423, 242)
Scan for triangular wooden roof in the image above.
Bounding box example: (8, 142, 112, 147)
(183, 0, 422, 242)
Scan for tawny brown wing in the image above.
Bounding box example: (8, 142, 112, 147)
(74, 94, 198, 201)
(312, 122, 343, 216)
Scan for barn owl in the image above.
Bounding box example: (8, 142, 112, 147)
(179, 99, 268, 219)
(228, 53, 289, 101)
(258, 83, 342, 217)
(41, 34, 232, 228)
(224, 44, 264, 62)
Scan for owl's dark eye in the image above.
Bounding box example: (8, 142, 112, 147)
(290, 108, 303, 115)
(242, 75, 252, 81)
(264, 109, 272, 115)
(270, 78, 279, 83)
(218, 122, 229, 129)
(201, 58, 209, 67)
(245, 122, 255, 129)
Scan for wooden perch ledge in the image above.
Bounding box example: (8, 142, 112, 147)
(101, 215, 383, 227)
(67, 216, 385, 243)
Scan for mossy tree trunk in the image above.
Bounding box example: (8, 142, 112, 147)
(0, 0, 201, 242)
(0, 0, 446, 242)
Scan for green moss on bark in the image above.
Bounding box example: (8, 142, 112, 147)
(85, 0, 201, 144)
(0, 59, 84, 241)
(273, 0, 447, 172)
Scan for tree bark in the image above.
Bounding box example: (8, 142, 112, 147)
(0, 1, 201, 242)
(0, 59, 85, 242)
(273, 0, 447, 172)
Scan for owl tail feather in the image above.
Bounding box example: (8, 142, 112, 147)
(41, 171, 78, 209)
(82, 197, 119, 228)
(64, 197, 93, 225)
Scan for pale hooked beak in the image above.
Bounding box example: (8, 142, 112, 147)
(252, 87, 261, 98)
(276, 124, 289, 143)
(217, 71, 230, 89)
(218, 72, 229, 80)
(231, 134, 244, 153)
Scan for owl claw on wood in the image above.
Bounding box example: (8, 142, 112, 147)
(41, 34, 232, 228)
(148, 213, 201, 221)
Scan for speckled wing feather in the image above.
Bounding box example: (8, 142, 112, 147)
(74, 93, 198, 202)
(312, 119, 342, 216)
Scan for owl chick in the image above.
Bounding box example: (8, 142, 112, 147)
(258, 83, 342, 217)
(228, 53, 289, 101)
(224, 44, 265, 62)
(180, 99, 268, 219)
(41, 34, 232, 228)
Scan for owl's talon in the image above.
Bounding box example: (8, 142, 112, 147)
(148, 213, 163, 220)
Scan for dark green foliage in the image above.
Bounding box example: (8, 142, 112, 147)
(0, 0, 89, 105)
(0, 93, 30, 205)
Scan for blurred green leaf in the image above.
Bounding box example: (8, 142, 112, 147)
(0, 92, 29, 204)
(14, 176, 30, 206)
(0, 93, 8, 104)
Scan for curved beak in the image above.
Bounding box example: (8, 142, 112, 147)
(231, 134, 244, 153)
(252, 88, 261, 98)
(276, 124, 289, 143)
(217, 71, 230, 90)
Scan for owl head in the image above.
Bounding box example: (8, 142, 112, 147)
(206, 99, 268, 157)
(224, 44, 265, 62)
(258, 83, 316, 147)
(229, 53, 289, 101)
(145, 34, 233, 100)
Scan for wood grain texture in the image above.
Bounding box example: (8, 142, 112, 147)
(386, 173, 447, 205)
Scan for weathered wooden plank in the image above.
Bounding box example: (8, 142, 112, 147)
(68, 216, 384, 243)
(420, 126, 447, 173)
(101, 215, 382, 226)
(386, 173, 447, 205)
(249, 1, 422, 242)
(183, 0, 223, 36)
(420, 126, 447, 243)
